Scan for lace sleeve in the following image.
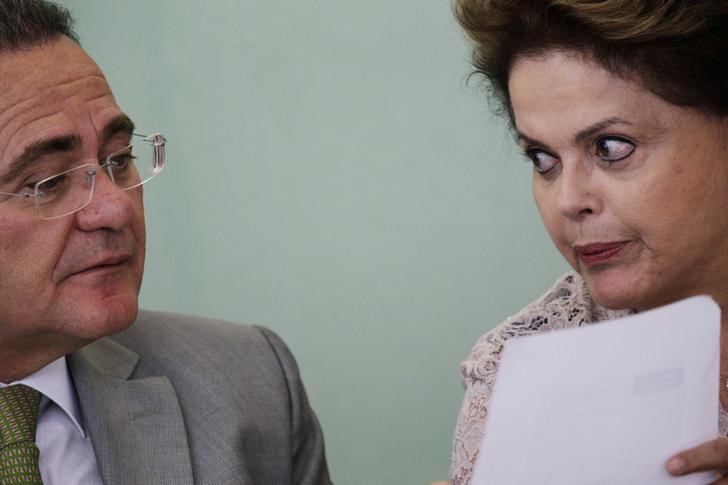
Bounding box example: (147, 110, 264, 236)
(449, 272, 630, 485)
(449, 328, 505, 485)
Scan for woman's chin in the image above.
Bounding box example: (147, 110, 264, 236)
(581, 272, 646, 311)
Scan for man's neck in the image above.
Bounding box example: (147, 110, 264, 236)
(0, 347, 69, 383)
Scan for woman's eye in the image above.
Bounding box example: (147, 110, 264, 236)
(595, 136, 635, 161)
(525, 149, 559, 174)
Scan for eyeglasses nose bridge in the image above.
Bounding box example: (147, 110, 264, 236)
(75, 164, 129, 216)
(96, 160, 117, 184)
(59, 167, 97, 219)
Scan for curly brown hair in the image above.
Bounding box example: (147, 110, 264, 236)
(453, 0, 728, 124)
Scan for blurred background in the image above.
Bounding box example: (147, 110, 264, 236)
(58, 0, 567, 482)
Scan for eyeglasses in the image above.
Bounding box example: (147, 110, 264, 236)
(0, 133, 166, 220)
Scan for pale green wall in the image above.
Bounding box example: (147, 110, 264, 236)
(58, 1, 567, 483)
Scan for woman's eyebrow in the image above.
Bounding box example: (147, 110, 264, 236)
(516, 117, 633, 148)
(515, 131, 542, 147)
(573, 117, 632, 144)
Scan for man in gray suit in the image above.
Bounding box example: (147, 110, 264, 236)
(0, 1, 331, 484)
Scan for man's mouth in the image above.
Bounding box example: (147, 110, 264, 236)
(64, 253, 132, 280)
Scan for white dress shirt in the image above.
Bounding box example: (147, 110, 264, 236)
(1, 357, 103, 485)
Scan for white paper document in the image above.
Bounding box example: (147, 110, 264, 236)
(472, 296, 720, 485)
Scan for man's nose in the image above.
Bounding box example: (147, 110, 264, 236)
(74, 168, 137, 231)
(555, 161, 602, 220)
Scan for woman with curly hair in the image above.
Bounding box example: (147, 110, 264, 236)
(450, 1, 728, 483)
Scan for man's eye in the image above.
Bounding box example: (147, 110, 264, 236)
(23, 174, 61, 193)
(525, 149, 559, 174)
(108, 154, 135, 170)
(18, 184, 36, 196)
(35, 175, 69, 197)
(595, 136, 635, 161)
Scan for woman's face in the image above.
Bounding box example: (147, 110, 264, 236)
(509, 50, 728, 312)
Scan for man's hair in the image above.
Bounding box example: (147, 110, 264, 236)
(453, 0, 728, 124)
(0, 0, 77, 52)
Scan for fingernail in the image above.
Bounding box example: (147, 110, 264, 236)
(667, 457, 686, 474)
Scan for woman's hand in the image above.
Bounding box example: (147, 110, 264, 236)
(667, 438, 728, 482)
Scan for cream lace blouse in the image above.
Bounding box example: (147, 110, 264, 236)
(449, 271, 728, 485)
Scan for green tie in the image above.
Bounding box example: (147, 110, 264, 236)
(0, 385, 43, 484)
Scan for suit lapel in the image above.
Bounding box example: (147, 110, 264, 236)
(68, 339, 195, 485)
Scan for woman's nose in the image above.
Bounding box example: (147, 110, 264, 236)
(555, 162, 602, 220)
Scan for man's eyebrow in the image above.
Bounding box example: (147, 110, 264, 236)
(0, 135, 80, 186)
(0, 114, 136, 186)
(101, 113, 136, 144)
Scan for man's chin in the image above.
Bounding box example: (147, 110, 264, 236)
(62, 295, 140, 342)
(56, 268, 142, 338)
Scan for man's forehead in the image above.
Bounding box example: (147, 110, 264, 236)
(0, 46, 110, 116)
(0, 85, 122, 163)
(0, 36, 123, 162)
(0, 37, 101, 97)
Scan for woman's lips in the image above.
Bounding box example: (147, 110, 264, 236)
(573, 241, 630, 266)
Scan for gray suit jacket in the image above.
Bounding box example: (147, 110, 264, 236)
(67, 310, 331, 485)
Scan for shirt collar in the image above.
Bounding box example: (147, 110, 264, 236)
(0, 356, 87, 438)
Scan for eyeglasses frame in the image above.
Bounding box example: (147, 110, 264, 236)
(0, 132, 166, 220)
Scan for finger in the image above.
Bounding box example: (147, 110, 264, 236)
(667, 439, 728, 475)
(709, 474, 728, 485)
